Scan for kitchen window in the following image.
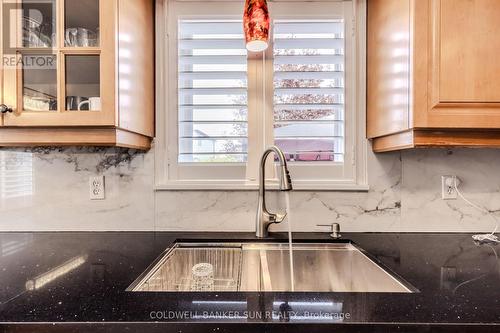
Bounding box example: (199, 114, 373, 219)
(156, 0, 367, 190)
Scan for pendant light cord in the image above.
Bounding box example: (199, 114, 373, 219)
(262, 51, 267, 150)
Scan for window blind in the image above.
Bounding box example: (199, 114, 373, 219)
(273, 20, 345, 163)
(0, 152, 33, 199)
(178, 20, 248, 163)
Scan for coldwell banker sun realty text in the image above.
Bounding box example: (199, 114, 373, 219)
(149, 310, 351, 320)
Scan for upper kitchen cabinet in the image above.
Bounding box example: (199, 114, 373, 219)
(0, 0, 154, 149)
(367, 0, 500, 152)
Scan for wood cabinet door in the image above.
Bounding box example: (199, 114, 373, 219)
(1, 0, 116, 127)
(421, 0, 500, 128)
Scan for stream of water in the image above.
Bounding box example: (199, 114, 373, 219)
(285, 191, 295, 291)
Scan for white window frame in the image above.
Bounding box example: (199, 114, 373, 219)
(155, 0, 368, 191)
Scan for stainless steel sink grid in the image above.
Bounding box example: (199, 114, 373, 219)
(132, 244, 242, 291)
(128, 241, 416, 293)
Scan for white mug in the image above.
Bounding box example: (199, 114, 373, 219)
(78, 97, 101, 111)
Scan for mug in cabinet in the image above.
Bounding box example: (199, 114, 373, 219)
(66, 96, 88, 111)
(78, 97, 101, 111)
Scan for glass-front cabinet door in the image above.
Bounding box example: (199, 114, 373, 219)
(1, 0, 115, 126)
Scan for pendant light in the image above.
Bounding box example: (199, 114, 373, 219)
(243, 0, 270, 52)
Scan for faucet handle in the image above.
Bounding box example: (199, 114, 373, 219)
(317, 223, 341, 239)
(274, 211, 287, 224)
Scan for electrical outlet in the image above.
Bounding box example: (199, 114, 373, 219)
(441, 175, 457, 200)
(89, 176, 105, 200)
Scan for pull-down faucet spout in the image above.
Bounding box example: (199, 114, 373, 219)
(256, 146, 293, 238)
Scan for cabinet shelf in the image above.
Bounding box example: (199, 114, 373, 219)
(0, 127, 151, 150)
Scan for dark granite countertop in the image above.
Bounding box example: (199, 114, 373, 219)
(0, 232, 499, 332)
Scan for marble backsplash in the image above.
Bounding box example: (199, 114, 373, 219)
(1, 145, 500, 232)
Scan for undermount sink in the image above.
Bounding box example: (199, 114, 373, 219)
(127, 241, 416, 293)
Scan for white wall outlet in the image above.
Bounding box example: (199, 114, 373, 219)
(89, 176, 105, 200)
(441, 175, 458, 200)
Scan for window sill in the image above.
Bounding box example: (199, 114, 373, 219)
(155, 180, 369, 191)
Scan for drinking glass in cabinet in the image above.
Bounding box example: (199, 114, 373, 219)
(65, 55, 100, 111)
(22, 54, 58, 111)
(22, 0, 57, 48)
(64, 0, 100, 47)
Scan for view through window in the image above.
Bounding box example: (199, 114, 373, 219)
(273, 20, 345, 163)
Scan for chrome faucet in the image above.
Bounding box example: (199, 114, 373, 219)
(256, 146, 293, 238)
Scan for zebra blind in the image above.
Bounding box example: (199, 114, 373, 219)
(273, 20, 345, 163)
(178, 20, 248, 163)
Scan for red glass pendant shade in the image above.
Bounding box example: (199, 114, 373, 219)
(243, 0, 270, 52)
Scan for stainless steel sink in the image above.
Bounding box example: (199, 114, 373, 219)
(128, 241, 416, 293)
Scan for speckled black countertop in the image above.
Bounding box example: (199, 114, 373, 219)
(0, 232, 499, 333)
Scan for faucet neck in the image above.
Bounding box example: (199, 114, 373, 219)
(256, 146, 292, 238)
(258, 146, 289, 194)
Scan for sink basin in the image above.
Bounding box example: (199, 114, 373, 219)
(128, 241, 416, 293)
